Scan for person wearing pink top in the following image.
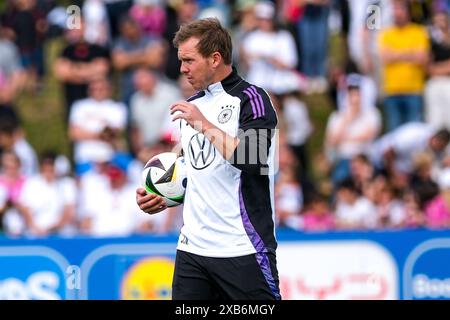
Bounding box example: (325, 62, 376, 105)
(302, 193, 335, 232)
(0, 151, 27, 235)
(129, 0, 166, 37)
(425, 169, 450, 228)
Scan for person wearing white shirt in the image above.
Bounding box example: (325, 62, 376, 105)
(335, 179, 378, 230)
(69, 77, 127, 175)
(130, 68, 182, 155)
(241, 1, 300, 96)
(78, 157, 150, 237)
(280, 92, 313, 178)
(19, 152, 77, 237)
(370, 122, 450, 175)
(326, 74, 381, 184)
(0, 119, 38, 177)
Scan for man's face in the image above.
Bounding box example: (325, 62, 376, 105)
(178, 37, 214, 91)
(433, 12, 449, 31)
(134, 69, 156, 94)
(0, 132, 14, 149)
(40, 162, 56, 181)
(89, 79, 110, 101)
(347, 88, 361, 110)
(177, 0, 198, 24)
(430, 137, 448, 153)
(393, 1, 409, 26)
(121, 21, 140, 41)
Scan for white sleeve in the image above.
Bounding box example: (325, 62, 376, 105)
(77, 176, 98, 218)
(392, 127, 421, 155)
(61, 178, 77, 206)
(371, 109, 382, 135)
(0, 185, 7, 208)
(18, 179, 35, 208)
(130, 95, 139, 126)
(108, 103, 128, 129)
(325, 112, 340, 137)
(277, 31, 298, 68)
(69, 101, 85, 126)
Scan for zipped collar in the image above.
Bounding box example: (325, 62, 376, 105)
(205, 67, 242, 96)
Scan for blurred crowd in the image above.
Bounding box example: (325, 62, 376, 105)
(1, 0, 450, 238)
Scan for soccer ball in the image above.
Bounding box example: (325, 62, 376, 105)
(141, 152, 187, 207)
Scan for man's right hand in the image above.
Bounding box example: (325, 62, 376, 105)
(136, 188, 167, 214)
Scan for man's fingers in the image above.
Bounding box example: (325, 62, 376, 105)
(170, 104, 188, 115)
(170, 100, 191, 108)
(136, 187, 147, 196)
(136, 188, 168, 214)
(170, 101, 195, 112)
(172, 114, 185, 122)
(139, 195, 167, 213)
(136, 190, 157, 204)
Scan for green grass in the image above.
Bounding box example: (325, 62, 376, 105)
(17, 38, 70, 158)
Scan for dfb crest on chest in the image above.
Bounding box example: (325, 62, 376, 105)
(217, 105, 236, 124)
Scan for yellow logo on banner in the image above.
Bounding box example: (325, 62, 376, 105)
(120, 257, 175, 300)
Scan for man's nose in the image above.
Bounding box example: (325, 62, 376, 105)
(180, 63, 188, 74)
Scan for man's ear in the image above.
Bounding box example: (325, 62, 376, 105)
(211, 52, 222, 68)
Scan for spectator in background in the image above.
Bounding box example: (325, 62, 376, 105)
(301, 193, 335, 232)
(332, 60, 378, 113)
(425, 168, 450, 228)
(346, 0, 393, 77)
(19, 151, 77, 237)
(349, 154, 376, 193)
(104, 0, 133, 39)
(376, 183, 406, 229)
(370, 122, 450, 177)
(378, 0, 430, 131)
(0, 119, 38, 177)
(129, 0, 166, 38)
(335, 179, 378, 230)
(281, 91, 313, 178)
(54, 19, 111, 121)
(1, 0, 47, 90)
(0, 151, 27, 236)
(78, 155, 150, 237)
(241, 0, 301, 98)
(69, 77, 128, 176)
(83, 0, 111, 46)
(275, 144, 303, 228)
(130, 68, 182, 156)
(231, 0, 257, 74)
(162, 0, 199, 81)
(112, 15, 165, 104)
(296, 0, 330, 94)
(425, 9, 450, 130)
(0, 22, 25, 109)
(325, 74, 381, 185)
(410, 152, 439, 209)
(402, 189, 426, 229)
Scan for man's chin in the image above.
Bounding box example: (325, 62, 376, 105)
(191, 84, 205, 91)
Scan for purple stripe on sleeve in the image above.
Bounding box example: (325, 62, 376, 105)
(249, 86, 265, 117)
(239, 179, 281, 300)
(244, 87, 262, 118)
(243, 89, 258, 119)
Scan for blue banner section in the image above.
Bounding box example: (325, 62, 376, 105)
(0, 229, 449, 300)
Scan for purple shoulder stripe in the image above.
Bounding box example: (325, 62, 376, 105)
(249, 86, 265, 117)
(243, 89, 259, 119)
